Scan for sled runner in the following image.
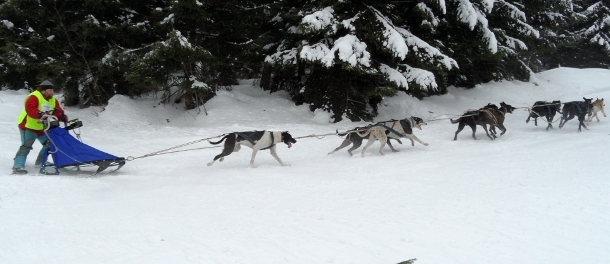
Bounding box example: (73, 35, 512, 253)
(39, 115, 125, 176)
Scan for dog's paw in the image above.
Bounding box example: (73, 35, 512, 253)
(207, 162, 213, 166)
(424, 143, 429, 146)
(281, 163, 291, 167)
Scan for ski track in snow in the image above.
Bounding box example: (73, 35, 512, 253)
(1, 67, 609, 264)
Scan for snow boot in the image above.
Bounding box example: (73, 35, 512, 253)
(12, 168, 28, 175)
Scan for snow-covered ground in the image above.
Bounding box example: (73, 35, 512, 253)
(1, 67, 609, 264)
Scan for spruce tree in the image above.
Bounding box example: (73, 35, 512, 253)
(573, 0, 610, 66)
(487, 0, 541, 81)
(102, 0, 259, 111)
(581, 1, 610, 53)
(541, 0, 610, 68)
(517, 0, 574, 71)
(0, 0, 143, 105)
(263, 0, 457, 122)
(0, 0, 63, 90)
(419, 0, 539, 87)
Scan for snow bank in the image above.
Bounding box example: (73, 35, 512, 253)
(1, 68, 609, 264)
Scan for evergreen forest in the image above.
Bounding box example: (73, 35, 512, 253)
(1, 0, 609, 121)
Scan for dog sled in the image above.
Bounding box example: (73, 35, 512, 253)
(39, 115, 126, 176)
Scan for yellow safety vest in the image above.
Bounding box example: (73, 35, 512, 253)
(17, 91, 57, 130)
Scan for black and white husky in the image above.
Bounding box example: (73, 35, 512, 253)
(207, 131, 297, 167)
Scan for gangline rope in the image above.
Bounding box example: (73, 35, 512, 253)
(126, 102, 568, 160)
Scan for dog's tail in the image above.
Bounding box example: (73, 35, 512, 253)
(450, 118, 461, 124)
(336, 129, 348, 137)
(355, 128, 372, 138)
(209, 135, 230, 145)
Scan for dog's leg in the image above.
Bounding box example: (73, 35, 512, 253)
(378, 134, 387, 156)
(498, 124, 507, 135)
(595, 112, 600, 122)
(223, 143, 241, 162)
(328, 139, 352, 155)
(559, 112, 571, 128)
(578, 114, 588, 131)
(207, 134, 236, 166)
(208, 150, 229, 166)
(468, 121, 478, 140)
(454, 121, 466, 141)
(409, 138, 415, 146)
(564, 113, 575, 129)
(360, 138, 377, 157)
(347, 137, 363, 156)
(269, 146, 289, 166)
(347, 145, 359, 156)
(488, 125, 494, 136)
(386, 138, 398, 152)
(408, 135, 428, 146)
(481, 124, 494, 141)
(249, 148, 260, 168)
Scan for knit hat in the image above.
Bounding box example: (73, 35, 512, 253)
(38, 80, 55, 91)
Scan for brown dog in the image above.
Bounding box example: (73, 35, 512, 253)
(586, 98, 606, 124)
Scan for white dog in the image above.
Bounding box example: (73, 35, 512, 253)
(207, 131, 296, 167)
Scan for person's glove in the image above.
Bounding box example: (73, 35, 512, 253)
(37, 112, 52, 120)
(59, 114, 69, 122)
(36, 112, 49, 123)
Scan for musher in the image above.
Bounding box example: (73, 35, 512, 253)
(12, 80, 68, 174)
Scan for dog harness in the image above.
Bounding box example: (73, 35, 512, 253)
(537, 102, 552, 116)
(235, 132, 256, 145)
(376, 122, 405, 137)
(574, 101, 592, 114)
(261, 133, 275, 150)
(234, 131, 275, 150)
(575, 102, 583, 114)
